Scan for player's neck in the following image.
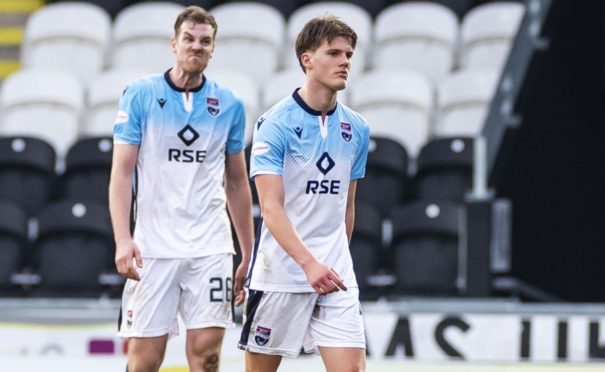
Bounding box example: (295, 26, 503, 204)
(298, 82, 337, 115)
(169, 66, 204, 92)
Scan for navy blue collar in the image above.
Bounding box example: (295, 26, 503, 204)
(164, 69, 205, 93)
(292, 88, 337, 116)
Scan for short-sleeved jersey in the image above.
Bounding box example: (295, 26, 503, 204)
(113, 70, 245, 258)
(248, 89, 370, 292)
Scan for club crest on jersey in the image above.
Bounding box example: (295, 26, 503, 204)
(254, 326, 271, 346)
(207, 97, 220, 116)
(340, 122, 352, 142)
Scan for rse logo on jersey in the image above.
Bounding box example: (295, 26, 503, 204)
(306, 152, 340, 195)
(168, 124, 207, 163)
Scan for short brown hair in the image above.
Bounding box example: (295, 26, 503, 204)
(174, 6, 218, 39)
(295, 15, 357, 73)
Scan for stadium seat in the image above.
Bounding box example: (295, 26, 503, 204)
(389, 200, 463, 296)
(209, 2, 285, 84)
(260, 68, 305, 111)
(350, 199, 383, 300)
(459, 2, 525, 71)
(434, 69, 499, 137)
(373, 2, 458, 82)
(356, 136, 409, 214)
(349, 69, 433, 157)
(60, 137, 113, 204)
(33, 199, 114, 297)
(21, 2, 111, 82)
(414, 137, 474, 202)
(0, 200, 29, 290)
(285, 2, 372, 76)
(0, 137, 57, 214)
(111, 2, 184, 72)
(0, 69, 84, 162)
(207, 68, 260, 145)
(84, 68, 150, 137)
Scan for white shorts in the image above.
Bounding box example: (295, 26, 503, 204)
(118, 254, 233, 338)
(238, 289, 366, 358)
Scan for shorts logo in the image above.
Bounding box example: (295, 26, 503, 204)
(254, 326, 271, 346)
(126, 310, 133, 329)
(252, 141, 270, 156)
(340, 122, 352, 142)
(207, 97, 220, 116)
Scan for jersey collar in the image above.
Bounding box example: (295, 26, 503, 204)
(164, 68, 206, 93)
(292, 88, 337, 116)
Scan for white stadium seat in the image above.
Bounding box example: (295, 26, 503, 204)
(84, 68, 151, 137)
(460, 2, 525, 71)
(111, 2, 184, 73)
(373, 2, 458, 83)
(260, 68, 305, 111)
(285, 2, 372, 77)
(206, 68, 260, 145)
(0, 69, 84, 161)
(349, 69, 433, 157)
(434, 69, 499, 137)
(21, 2, 111, 83)
(210, 2, 285, 84)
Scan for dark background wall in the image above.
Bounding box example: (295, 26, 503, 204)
(497, 0, 605, 302)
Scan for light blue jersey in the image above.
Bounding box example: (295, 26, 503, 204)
(113, 70, 245, 258)
(249, 89, 370, 292)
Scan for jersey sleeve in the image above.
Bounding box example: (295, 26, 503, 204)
(226, 98, 245, 154)
(250, 117, 286, 179)
(351, 118, 370, 180)
(113, 84, 144, 145)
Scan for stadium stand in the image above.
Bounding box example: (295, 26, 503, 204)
(350, 199, 383, 300)
(210, 2, 285, 84)
(21, 2, 111, 83)
(0, 200, 28, 292)
(372, 2, 458, 82)
(0, 136, 56, 214)
(32, 199, 115, 297)
(389, 200, 463, 296)
(83, 67, 151, 137)
(0, 69, 83, 164)
(110, 1, 184, 72)
(60, 137, 113, 204)
(413, 137, 474, 202)
(459, 1, 525, 71)
(0, 0, 42, 78)
(349, 68, 433, 156)
(434, 68, 499, 137)
(356, 136, 409, 214)
(260, 68, 305, 111)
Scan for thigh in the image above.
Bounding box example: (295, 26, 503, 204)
(319, 347, 366, 372)
(127, 335, 169, 371)
(186, 327, 225, 371)
(309, 288, 366, 349)
(179, 254, 234, 329)
(239, 290, 319, 358)
(118, 258, 183, 338)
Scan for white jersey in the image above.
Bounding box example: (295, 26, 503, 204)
(113, 70, 245, 258)
(248, 89, 370, 292)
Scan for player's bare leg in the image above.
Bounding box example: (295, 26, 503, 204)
(127, 335, 168, 372)
(186, 327, 225, 372)
(245, 351, 282, 372)
(319, 347, 365, 372)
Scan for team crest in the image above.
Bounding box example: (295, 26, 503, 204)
(340, 122, 352, 142)
(254, 325, 271, 346)
(207, 97, 220, 116)
(126, 310, 133, 329)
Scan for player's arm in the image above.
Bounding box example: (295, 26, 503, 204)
(109, 144, 142, 281)
(345, 180, 357, 243)
(255, 174, 347, 294)
(225, 150, 255, 306)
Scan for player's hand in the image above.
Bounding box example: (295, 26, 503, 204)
(233, 257, 250, 306)
(303, 260, 347, 295)
(115, 239, 143, 281)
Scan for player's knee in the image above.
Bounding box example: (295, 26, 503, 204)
(203, 352, 220, 372)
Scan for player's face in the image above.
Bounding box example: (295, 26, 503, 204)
(303, 36, 353, 92)
(172, 20, 215, 73)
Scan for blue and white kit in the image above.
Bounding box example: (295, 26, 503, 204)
(248, 88, 370, 293)
(113, 70, 245, 258)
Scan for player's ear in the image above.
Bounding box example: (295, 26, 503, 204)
(171, 37, 177, 54)
(300, 51, 312, 71)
